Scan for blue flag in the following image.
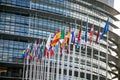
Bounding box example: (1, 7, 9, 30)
(85, 18, 88, 42)
(100, 18, 109, 39)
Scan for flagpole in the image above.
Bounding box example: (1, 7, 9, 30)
(60, 27, 66, 80)
(29, 60, 33, 80)
(40, 57, 42, 80)
(43, 57, 45, 80)
(56, 42, 60, 80)
(98, 22, 101, 80)
(106, 28, 109, 80)
(84, 42, 87, 80)
(25, 44, 30, 80)
(33, 41, 37, 80)
(44, 57, 47, 80)
(51, 52, 53, 80)
(90, 34, 94, 80)
(89, 22, 94, 80)
(84, 17, 88, 80)
(61, 47, 65, 80)
(47, 51, 50, 80)
(66, 39, 70, 80)
(22, 59, 25, 80)
(78, 21, 82, 80)
(36, 61, 40, 80)
(52, 46, 56, 80)
(72, 20, 77, 80)
(78, 34, 81, 80)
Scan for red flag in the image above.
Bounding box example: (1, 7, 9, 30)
(45, 47, 54, 58)
(89, 24, 94, 45)
(95, 25, 100, 44)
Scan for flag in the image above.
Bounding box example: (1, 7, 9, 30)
(100, 18, 109, 39)
(60, 28, 65, 51)
(45, 34, 54, 58)
(24, 44, 30, 59)
(64, 28, 71, 46)
(29, 44, 33, 61)
(37, 40, 41, 60)
(71, 31, 74, 43)
(76, 28, 81, 48)
(40, 40, 45, 56)
(89, 24, 94, 45)
(21, 50, 26, 59)
(65, 28, 71, 54)
(85, 18, 88, 43)
(95, 25, 100, 44)
(45, 34, 51, 52)
(51, 30, 61, 46)
(33, 41, 37, 58)
(71, 28, 77, 45)
(60, 28, 65, 42)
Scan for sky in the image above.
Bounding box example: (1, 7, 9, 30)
(113, 0, 120, 36)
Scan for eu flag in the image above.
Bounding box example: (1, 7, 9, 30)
(100, 18, 109, 39)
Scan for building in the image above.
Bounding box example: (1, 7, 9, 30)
(0, 0, 120, 80)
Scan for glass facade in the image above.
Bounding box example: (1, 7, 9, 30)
(0, 0, 119, 80)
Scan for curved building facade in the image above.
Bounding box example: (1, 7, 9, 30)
(0, 0, 120, 80)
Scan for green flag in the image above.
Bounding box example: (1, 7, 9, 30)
(60, 28, 65, 39)
(40, 40, 45, 57)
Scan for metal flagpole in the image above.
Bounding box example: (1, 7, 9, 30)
(36, 62, 40, 80)
(78, 20, 82, 80)
(72, 42, 75, 80)
(56, 42, 60, 80)
(29, 43, 34, 80)
(72, 20, 77, 80)
(61, 47, 65, 80)
(33, 57, 37, 80)
(25, 44, 30, 80)
(47, 50, 51, 80)
(66, 34, 71, 80)
(91, 32, 94, 80)
(46, 36, 52, 80)
(84, 17, 88, 80)
(90, 40, 94, 80)
(98, 23, 101, 80)
(61, 27, 66, 80)
(33, 41, 37, 80)
(98, 35, 101, 80)
(90, 22, 94, 80)
(29, 60, 33, 80)
(106, 28, 109, 80)
(39, 57, 42, 80)
(39, 58, 42, 80)
(22, 58, 25, 80)
(43, 57, 47, 80)
(51, 44, 56, 80)
(84, 40, 88, 80)
(50, 51, 53, 80)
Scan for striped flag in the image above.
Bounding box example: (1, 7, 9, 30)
(89, 24, 94, 45)
(51, 30, 61, 46)
(95, 25, 100, 44)
(76, 28, 81, 48)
